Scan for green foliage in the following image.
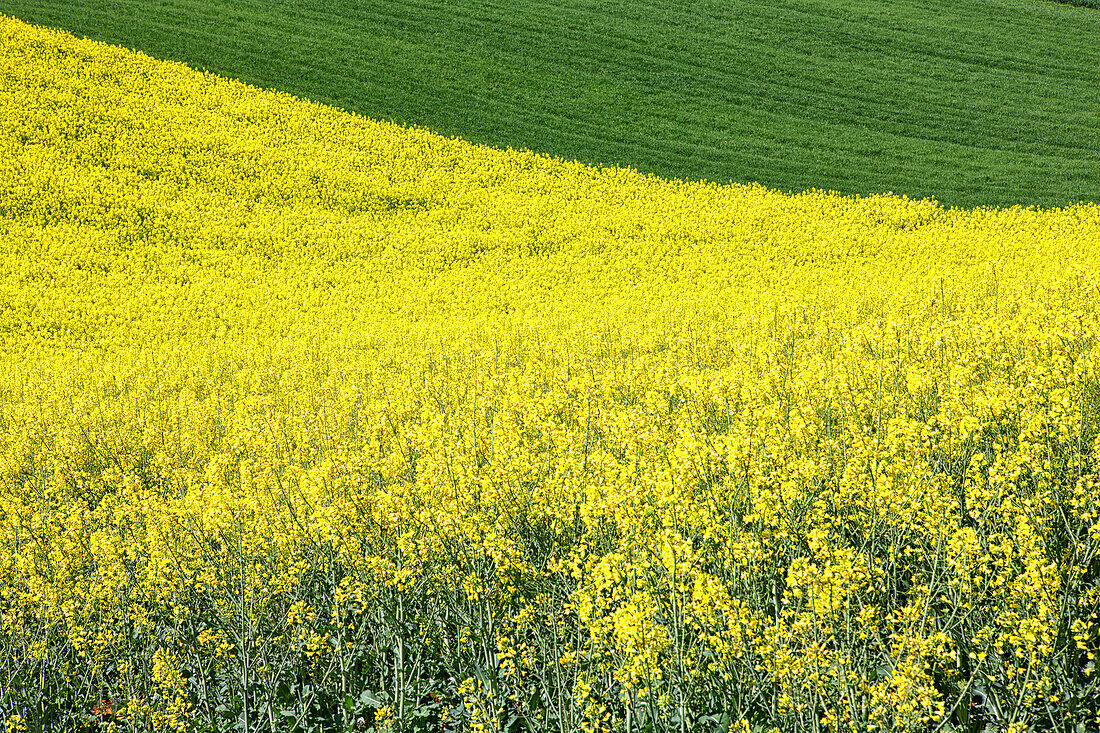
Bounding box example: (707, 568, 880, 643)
(1, 0, 1098, 209)
(1045, 0, 1100, 9)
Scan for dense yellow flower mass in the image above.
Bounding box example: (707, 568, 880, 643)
(2, 13, 1100, 732)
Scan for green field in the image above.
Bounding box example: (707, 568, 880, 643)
(3, 0, 1098, 208)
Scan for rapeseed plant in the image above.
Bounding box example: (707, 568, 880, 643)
(2, 12, 1100, 732)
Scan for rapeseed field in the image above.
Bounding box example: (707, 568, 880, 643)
(2, 14, 1100, 733)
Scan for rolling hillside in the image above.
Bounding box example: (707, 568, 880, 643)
(4, 15, 1100, 731)
(3, 0, 1098, 209)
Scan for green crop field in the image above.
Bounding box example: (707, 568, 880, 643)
(2, 0, 1097, 209)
